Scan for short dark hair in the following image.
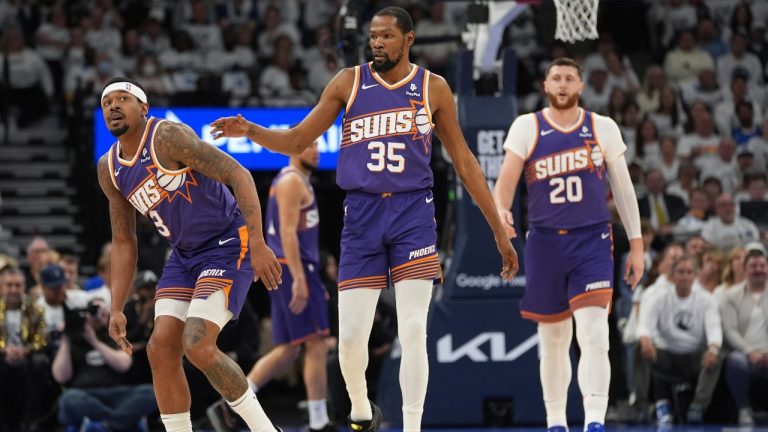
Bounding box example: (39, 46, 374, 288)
(744, 249, 766, 267)
(102, 77, 147, 102)
(374, 6, 414, 34)
(545, 57, 583, 80)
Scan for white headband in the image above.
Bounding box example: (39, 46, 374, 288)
(101, 82, 148, 104)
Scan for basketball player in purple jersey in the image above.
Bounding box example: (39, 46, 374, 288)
(211, 7, 518, 432)
(96, 77, 283, 432)
(209, 140, 334, 432)
(493, 58, 644, 432)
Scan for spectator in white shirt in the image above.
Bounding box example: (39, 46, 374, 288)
(35, 4, 70, 98)
(650, 135, 681, 183)
(697, 137, 740, 194)
(714, 73, 764, 137)
(0, 26, 53, 128)
(674, 188, 710, 238)
(638, 255, 722, 425)
(623, 243, 686, 422)
(412, 1, 460, 78)
(714, 246, 747, 299)
(663, 30, 715, 86)
(717, 34, 764, 90)
(649, 86, 686, 137)
(667, 162, 699, 205)
(139, 17, 171, 56)
(581, 68, 611, 114)
(636, 120, 662, 168)
(637, 65, 666, 116)
(720, 250, 768, 425)
(183, 0, 223, 52)
(680, 68, 724, 111)
(83, 7, 122, 55)
(677, 110, 721, 159)
(701, 193, 760, 250)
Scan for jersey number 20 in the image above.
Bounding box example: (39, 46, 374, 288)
(549, 176, 582, 204)
(367, 141, 405, 173)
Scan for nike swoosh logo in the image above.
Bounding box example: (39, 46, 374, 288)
(114, 167, 122, 176)
(362, 83, 379, 90)
(218, 237, 236, 245)
(426, 197, 434, 203)
(601, 232, 610, 240)
(541, 129, 555, 136)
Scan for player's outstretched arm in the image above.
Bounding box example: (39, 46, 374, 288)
(210, 68, 354, 156)
(429, 73, 518, 279)
(96, 154, 137, 354)
(154, 121, 283, 289)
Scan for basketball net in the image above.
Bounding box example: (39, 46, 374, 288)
(553, 0, 599, 43)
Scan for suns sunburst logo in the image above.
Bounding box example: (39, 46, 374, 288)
(126, 167, 197, 215)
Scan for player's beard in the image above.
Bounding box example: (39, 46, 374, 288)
(109, 124, 129, 137)
(372, 49, 404, 73)
(547, 91, 580, 110)
(300, 159, 318, 172)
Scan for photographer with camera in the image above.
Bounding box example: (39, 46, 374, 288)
(52, 298, 157, 432)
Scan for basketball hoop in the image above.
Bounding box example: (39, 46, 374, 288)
(553, 0, 599, 43)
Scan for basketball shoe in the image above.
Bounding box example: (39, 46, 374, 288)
(347, 401, 382, 432)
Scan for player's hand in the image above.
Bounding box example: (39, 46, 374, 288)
(496, 237, 519, 280)
(251, 242, 282, 290)
(288, 275, 309, 315)
(624, 243, 645, 290)
(108, 311, 133, 355)
(210, 114, 252, 140)
(497, 207, 517, 239)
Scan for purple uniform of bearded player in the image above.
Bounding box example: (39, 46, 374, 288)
(210, 6, 519, 432)
(96, 77, 282, 432)
(494, 58, 644, 432)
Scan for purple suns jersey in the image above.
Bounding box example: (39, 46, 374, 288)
(106, 117, 243, 251)
(338, 62, 435, 193)
(265, 167, 320, 264)
(524, 110, 611, 230)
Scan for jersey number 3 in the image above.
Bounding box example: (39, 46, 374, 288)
(149, 210, 171, 237)
(549, 176, 583, 204)
(367, 141, 405, 173)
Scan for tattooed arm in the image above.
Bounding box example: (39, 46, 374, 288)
(96, 154, 137, 354)
(153, 122, 283, 289)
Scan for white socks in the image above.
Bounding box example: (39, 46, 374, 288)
(308, 399, 330, 429)
(337, 288, 380, 421)
(227, 388, 274, 432)
(160, 412, 192, 432)
(574, 307, 610, 426)
(538, 319, 574, 429)
(394, 279, 433, 432)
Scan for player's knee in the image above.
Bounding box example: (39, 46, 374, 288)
(305, 338, 329, 360)
(147, 326, 183, 364)
(182, 319, 218, 368)
(398, 316, 427, 347)
(275, 343, 302, 363)
(583, 318, 609, 351)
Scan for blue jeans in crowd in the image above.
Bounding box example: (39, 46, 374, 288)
(724, 351, 768, 408)
(58, 384, 157, 431)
